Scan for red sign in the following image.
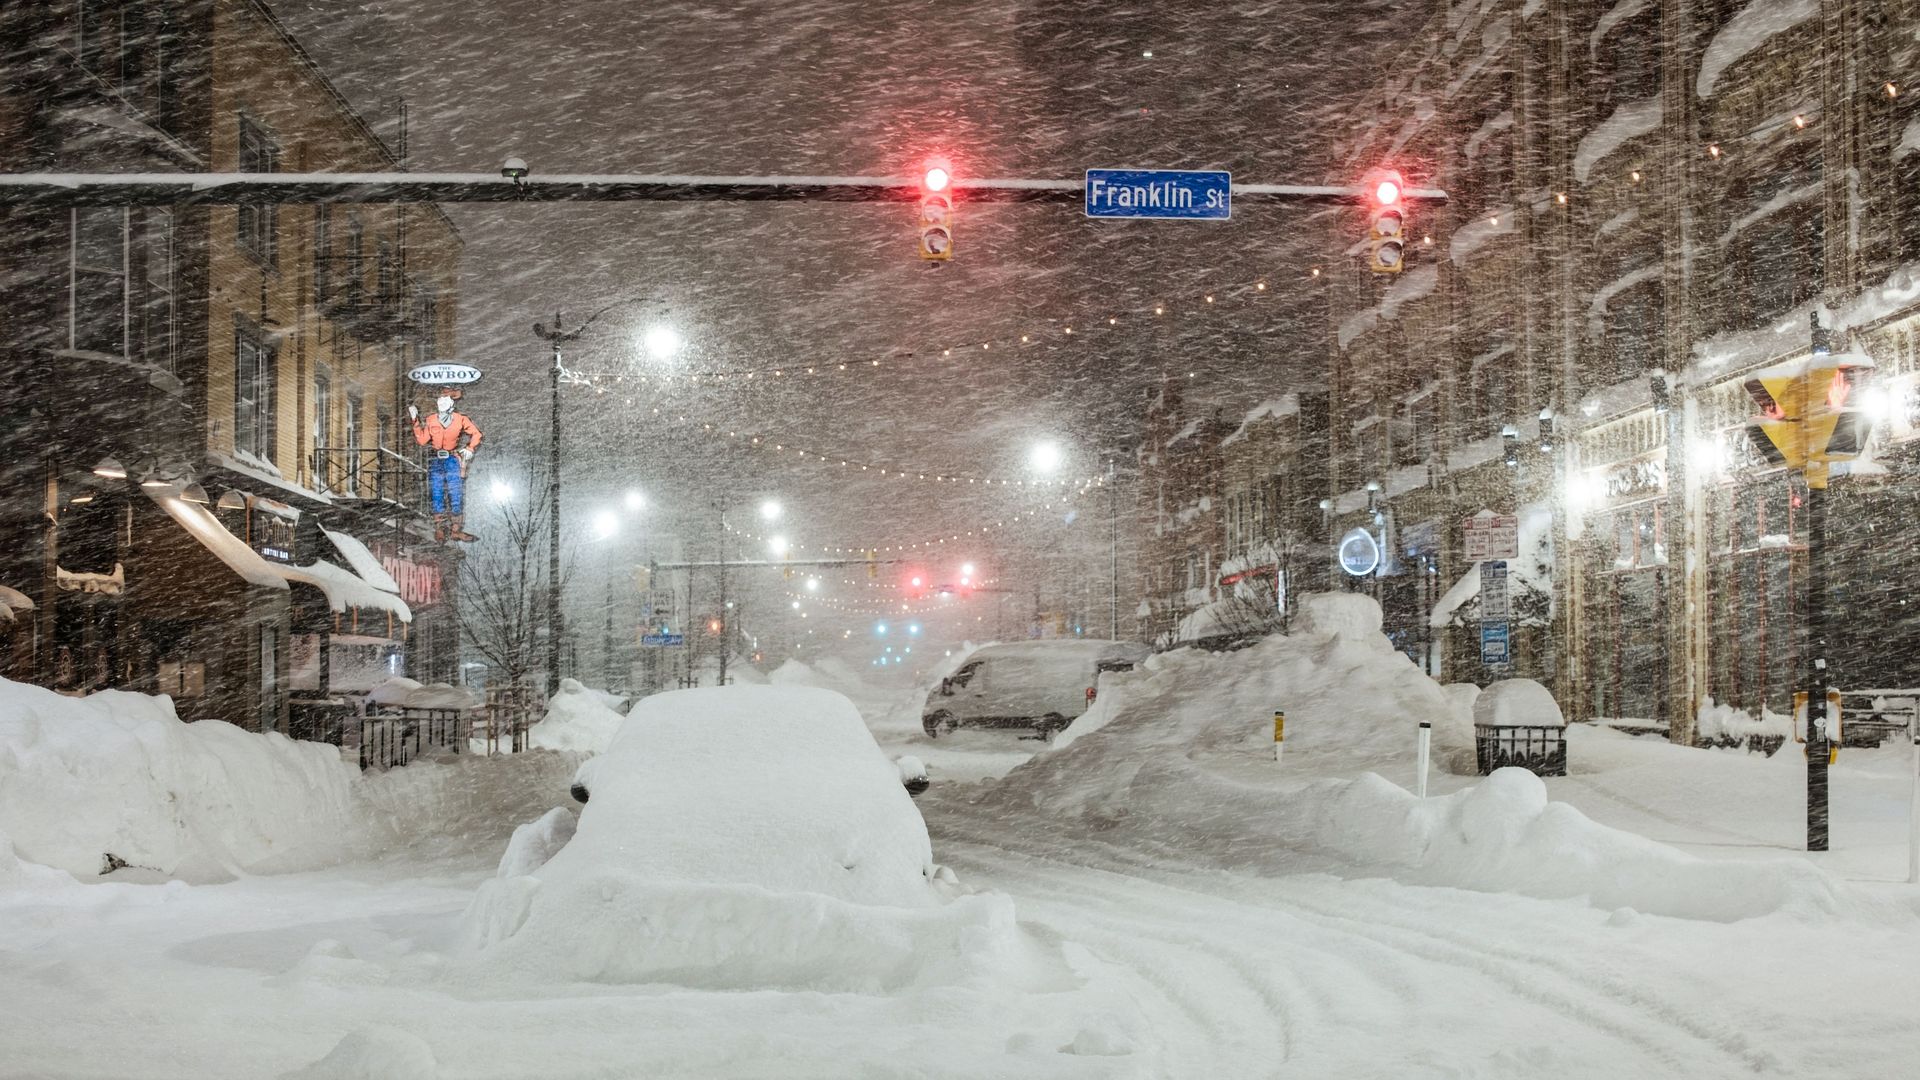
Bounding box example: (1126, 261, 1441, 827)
(381, 554, 443, 608)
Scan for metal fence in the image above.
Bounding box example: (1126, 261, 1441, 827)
(1474, 724, 1569, 777)
(312, 445, 426, 509)
(483, 683, 536, 754)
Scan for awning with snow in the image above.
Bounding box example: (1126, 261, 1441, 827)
(146, 491, 409, 622)
(0, 583, 34, 622)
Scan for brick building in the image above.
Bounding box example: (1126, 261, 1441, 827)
(1320, 0, 1920, 740)
(0, 0, 464, 729)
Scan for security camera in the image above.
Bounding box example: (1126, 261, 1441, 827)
(500, 156, 529, 180)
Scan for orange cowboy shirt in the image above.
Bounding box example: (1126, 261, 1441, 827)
(412, 411, 483, 453)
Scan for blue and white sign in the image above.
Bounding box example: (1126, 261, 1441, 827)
(1085, 169, 1231, 220)
(1337, 527, 1382, 577)
(640, 632, 685, 648)
(1480, 622, 1511, 667)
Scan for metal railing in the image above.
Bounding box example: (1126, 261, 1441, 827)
(483, 683, 536, 754)
(1474, 724, 1569, 777)
(313, 445, 426, 509)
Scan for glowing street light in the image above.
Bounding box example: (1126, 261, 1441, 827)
(592, 510, 619, 540)
(804, 577, 821, 592)
(769, 535, 790, 556)
(490, 478, 514, 502)
(1030, 440, 1064, 473)
(760, 499, 782, 522)
(624, 489, 646, 512)
(641, 324, 683, 361)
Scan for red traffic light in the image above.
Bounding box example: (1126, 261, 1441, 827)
(923, 166, 950, 192)
(1374, 179, 1401, 206)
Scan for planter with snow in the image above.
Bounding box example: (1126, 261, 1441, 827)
(1471, 678, 1568, 777)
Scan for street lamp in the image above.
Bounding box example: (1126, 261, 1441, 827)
(624, 489, 646, 512)
(760, 499, 782, 523)
(1030, 441, 1064, 474)
(641, 324, 683, 361)
(532, 297, 663, 696)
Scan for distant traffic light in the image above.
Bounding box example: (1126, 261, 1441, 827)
(1367, 170, 1407, 274)
(919, 159, 953, 261)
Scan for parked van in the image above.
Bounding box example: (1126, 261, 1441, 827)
(922, 640, 1150, 740)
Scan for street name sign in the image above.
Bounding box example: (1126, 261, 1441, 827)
(640, 632, 684, 648)
(1463, 510, 1519, 561)
(1085, 169, 1231, 220)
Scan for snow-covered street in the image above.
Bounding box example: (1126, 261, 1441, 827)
(9, 600, 1920, 1079)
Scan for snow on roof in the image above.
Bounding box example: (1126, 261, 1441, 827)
(1587, 264, 1662, 336)
(0, 585, 36, 612)
(1697, 0, 1819, 98)
(1900, 117, 1920, 159)
(148, 492, 289, 591)
(1219, 396, 1300, 447)
(321, 528, 400, 593)
(205, 449, 331, 505)
(1450, 207, 1517, 265)
(1718, 181, 1821, 246)
(1164, 417, 1201, 448)
(1589, 0, 1651, 53)
(1429, 564, 1482, 628)
(1573, 97, 1662, 183)
(1338, 264, 1439, 349)
(1464, 109, 1513, 161)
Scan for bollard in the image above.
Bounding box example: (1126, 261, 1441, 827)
(1273, 710, 1286, 765)
(1417, 721, 1432, 798)
(1910, 726, 1919, 885)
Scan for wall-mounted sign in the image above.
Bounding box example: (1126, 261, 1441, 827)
(1338, 527, 1382, 577)
(407, 363, 483, 385)
(1601, 455, 1665, 502)
(1463, 510, 1519, 561)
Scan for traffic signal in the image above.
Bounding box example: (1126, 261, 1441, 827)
(1743, 352, 1877, 483)
(1366, 170, 1407, 274)
(918, 159, 953, 261)
(866, 550, 878, 580)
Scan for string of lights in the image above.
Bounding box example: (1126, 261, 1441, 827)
(724, 508, 1069, 555)
(786, 589, 987, 617)
(556, 274, 1287, 385)
(587, 403, 1112, 489)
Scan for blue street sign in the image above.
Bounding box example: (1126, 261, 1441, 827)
(1085, 169, 1231, 220)
(1480, 622, 1510, 667)
(641, 633, 685, 648)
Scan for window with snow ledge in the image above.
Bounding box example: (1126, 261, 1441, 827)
(1723, 166, 1824, 328)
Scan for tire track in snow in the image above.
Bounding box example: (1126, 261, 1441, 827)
(937, 824, 1776, 1077)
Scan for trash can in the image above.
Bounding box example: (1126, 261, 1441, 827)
(1472, 678, 1568, 777)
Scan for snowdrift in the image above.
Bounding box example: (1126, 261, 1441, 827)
(0, 675, 585, 880)
(0, 676, 362, 877)
(461, 685, 1023, 991)
(524, 677, 626, 752)
(973, 595, 1848, 923)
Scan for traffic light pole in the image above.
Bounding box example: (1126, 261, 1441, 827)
(1807, 470, 1830, 851)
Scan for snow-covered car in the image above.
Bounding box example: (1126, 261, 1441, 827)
(922, 639, 1151, 740)
(460, 684, 1014, 991)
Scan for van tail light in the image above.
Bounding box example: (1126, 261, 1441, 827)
(1086, 686, 1097, 703)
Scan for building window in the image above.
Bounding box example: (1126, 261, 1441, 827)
(236, 117, 279, 264)
(141, 208, 175, 371)
(313, 206, 332, 305)
(71, 207, 129, 356)
(344, 392, 362, 494)
(234, 321, 277, 463)
(415, 288, 438, 362)
(376, 240, 396, 307)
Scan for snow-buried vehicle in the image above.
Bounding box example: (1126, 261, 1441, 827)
(459, 685, 1021, 992)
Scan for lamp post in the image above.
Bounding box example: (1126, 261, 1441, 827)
(531, 298, 661, 697)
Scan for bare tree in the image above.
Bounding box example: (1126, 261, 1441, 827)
(457, 466, 570, 690)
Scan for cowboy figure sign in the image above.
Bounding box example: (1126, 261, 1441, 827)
(410, 387, 483, 542)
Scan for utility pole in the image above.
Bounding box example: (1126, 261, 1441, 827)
(717, 501, 729, 687)
(531, 299, 662, 698)
(1807, 312, 1834, 852)
(1108, 457, 1119, 640)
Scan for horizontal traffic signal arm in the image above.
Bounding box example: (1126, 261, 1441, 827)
(0, 172, 1450, 206)
(649, 557, 912, 570)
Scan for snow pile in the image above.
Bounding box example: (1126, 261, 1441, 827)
(1047, 593, 1470, 773)
(1311, 769, 1843, 922)
(1697, 698, 1793, 745)
(1473, 679, 1566, 727)
(367, 677, 480, 710)
(524, 678, 626, 752)
(969, 596, 1847, 923)
(461, 685, 1020, 991)
(0, 676, 360, 878)
(493, 806, 577, 878)
(280, 1027, 438, 1080)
